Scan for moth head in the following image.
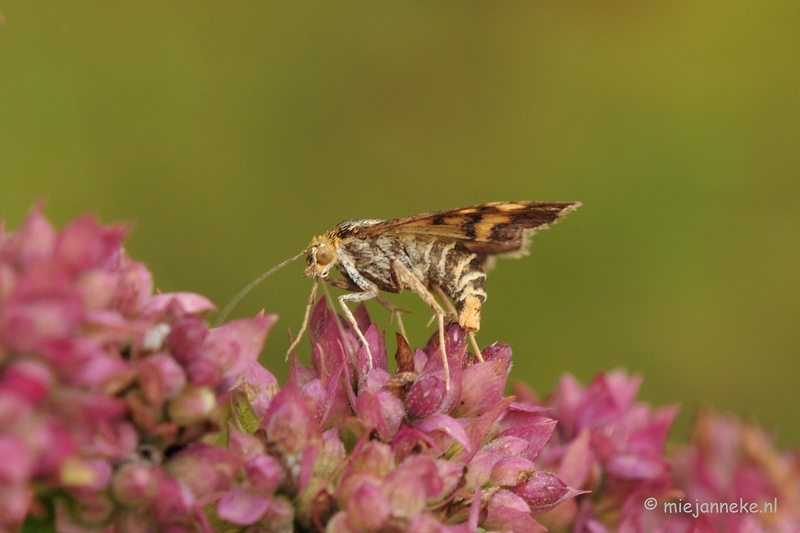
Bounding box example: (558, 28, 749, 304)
(304, 236, 338, 278)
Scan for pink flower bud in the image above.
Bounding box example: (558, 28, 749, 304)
(245, 454, 284, 493)
(138, 354, 187, 406)
(0, 436, 33, 485)
(112, 463, 158, 506)
(167, 386, 216, 425)
(10, 204, 56, 269)
(59, 457, 111, 490)
(112, 257, 153, 317)
(345, 478, 390, 531)
(514, 470, 588, 514)
(216, 486, 272, 525)
(165, 445, 240, 500)
(54, 215, 126, 273)
(0, 359, 52, 403)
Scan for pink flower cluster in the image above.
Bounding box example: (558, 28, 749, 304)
(670, 410, 800, 533)
(519, 373, 800, 533)
(522, 372, 679, 532)
(223, 299, 586, 532)
(0, 206, 274, 532)
(2, 206, 799, 533)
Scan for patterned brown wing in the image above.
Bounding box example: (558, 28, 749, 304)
(356, 201, 580, 256)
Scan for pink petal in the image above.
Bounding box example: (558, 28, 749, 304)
(549, 374, 586, 437)
(484, 490, 548, 533)
(604, 370, 643, 408)
(217, 487, 271, 525)
(143, 292, 216, 318)
(491, 456, 536, 486)
(112, 258, 153, 316)
(54, 215, 127, 272)
(405, 372, 447, 419)
(0, 359, 53, 403)
(0, 295, 83, 351)
(236, 361, 279, 420)
(483, 435, 531, 458)
(465, 450, 496, 490)
(352, 303, 372, 337)
(452, 357, 508, 417)
(0, 436, 34, 485)
(514, 470, 588, 514)
(111, 463, 158, 505)
(261, 382, 322, 459)
(432, 459, 466, 502)
(75, 270, 119, 311)
(344, 439, 394, 479)
(355, 323, 388, 380)
(0, 484, 32, 529)
(227, 428, 265, 459)
(309, 298, 354, 373)
(452, 396, 515, 464)
(245, 454, 284, 493)
(345, 478, 390, 531)
(391, 427, 440, 463)
(499, 416, 558, 461)
(628, 404, 680, 455)
(0, 263, 15, 304)
(383, 455, 440, 517)
(199, 314, 277, 382)
(557, 428, 594, 489)
(326, 512, 359, 533)
(138, 354, 187, 405)
(356, 389, 404, 441)
(165, 445, 240, 500)
(606, 454, 666, 480)
(166, 386, 217, 425)
(9, 203, 57, 268)
(166, 317, 209, 365)
(411, 413, 471, 453)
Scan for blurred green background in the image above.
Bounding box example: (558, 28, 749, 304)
(1, 2, 798, 446)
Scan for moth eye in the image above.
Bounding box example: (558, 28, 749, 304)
(316, 244, 334, 266)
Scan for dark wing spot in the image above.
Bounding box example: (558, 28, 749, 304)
(463, 213, 483, 239)
(490, 224, 520, 242)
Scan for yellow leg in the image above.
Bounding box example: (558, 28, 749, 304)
(376, 294, 409, 340)
(432, 285, 483, 362)
(337, 290, 379, 377)
(390, 260, 451, 391)
(431, 285, 459, 321)
(286, 281, 318, 360)
(468, 332, 483, 362)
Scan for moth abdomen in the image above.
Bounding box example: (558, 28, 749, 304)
(422, 239, 487, 332)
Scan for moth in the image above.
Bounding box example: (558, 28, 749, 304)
(292, 201, 580, 390)
(217, 201, 580, 391)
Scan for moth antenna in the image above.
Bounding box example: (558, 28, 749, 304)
(214, 250, 307, 327)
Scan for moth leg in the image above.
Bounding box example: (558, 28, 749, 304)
(432, 284, 483, 362)
(390, 259, 451, 392)
(330, 276, 409, 343)
(337, 289, 379, 377)
(324, 277, 360, 292)
(286, 280, 319, 360)
(431, 285, 458, 322)
(322, 277, 385, 376)
(468, 332, 483, 362)
(375, 294, 409, 340)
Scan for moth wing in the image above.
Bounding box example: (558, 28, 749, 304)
(360, 201, 580, 260)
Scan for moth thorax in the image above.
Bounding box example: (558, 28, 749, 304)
(458, 294, 483, 332)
